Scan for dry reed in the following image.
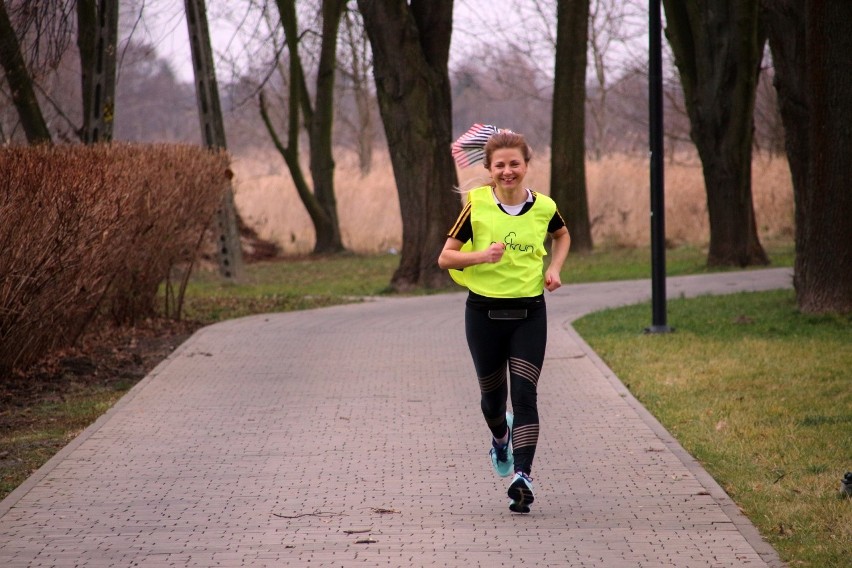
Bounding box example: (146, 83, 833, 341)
(231, 149, 794, 253)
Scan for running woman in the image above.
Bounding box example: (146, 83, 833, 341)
(438, 125, 570, 513)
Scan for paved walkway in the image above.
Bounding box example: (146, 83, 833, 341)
(0, 269, 793, 567)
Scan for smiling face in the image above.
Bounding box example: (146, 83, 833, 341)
(488, 147, 528, 193)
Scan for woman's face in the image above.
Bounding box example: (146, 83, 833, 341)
(488, 147, 528, 192)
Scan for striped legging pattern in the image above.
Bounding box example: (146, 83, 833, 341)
(478, 367, 507, 394)
(509, 357, 540, 387)
(512, 423, 540, 450)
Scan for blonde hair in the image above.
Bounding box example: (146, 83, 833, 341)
(483, 131, 533, 169)
(454, 130, 534, 194)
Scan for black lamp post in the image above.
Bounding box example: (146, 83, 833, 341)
(647, 0, 672, 334)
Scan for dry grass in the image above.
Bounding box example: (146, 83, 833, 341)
(231, 149, 794, 254)
(232, 150, 402, 255)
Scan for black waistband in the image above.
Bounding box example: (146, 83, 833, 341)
(465, 291, 545, 312)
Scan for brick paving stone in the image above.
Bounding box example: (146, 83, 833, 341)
(0, 270, 792, 567)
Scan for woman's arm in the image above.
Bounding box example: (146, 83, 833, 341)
(544, 226, 570, 292)
(437, 237, 505, 270)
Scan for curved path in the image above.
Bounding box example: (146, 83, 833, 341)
(0, 269, 792, 567)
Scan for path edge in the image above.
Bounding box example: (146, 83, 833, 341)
(563, 322, 787, 568)
(0, 327, 210, 517)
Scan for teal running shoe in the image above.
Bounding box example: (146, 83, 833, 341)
(489, 412, 514, 477)
(508, 471, 534, 513)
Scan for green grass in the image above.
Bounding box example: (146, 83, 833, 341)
(562, 240, 795, 284)
(168, 254, 401, 323)
(172, 241, 795, 324)
(573, 289, 851, 568)
(0, 384, 131, 498)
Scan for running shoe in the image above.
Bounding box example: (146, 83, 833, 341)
(489, 412, 514, 477)
(508, 471, 534, 513)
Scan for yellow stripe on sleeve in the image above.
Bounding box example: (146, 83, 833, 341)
(448, 201, 472, 239)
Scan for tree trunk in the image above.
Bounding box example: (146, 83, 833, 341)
(760, 1, 809, 290)
(309, 0, 347, 254)
(796, 1, 852, 313)
(275, 0, 345, 254)
(551, 0, 593, 253)
(663, 0, 769, 267)
(259, 91, 334, 254)
(356, 0, 458, 291)
(0, 2, 51, 144)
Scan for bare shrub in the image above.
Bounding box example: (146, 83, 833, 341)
(0, 143, 229, 372)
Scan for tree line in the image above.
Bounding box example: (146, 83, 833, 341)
(0, 0, 849, 313)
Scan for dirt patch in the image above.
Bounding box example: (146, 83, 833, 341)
(0, 318, 202, 432)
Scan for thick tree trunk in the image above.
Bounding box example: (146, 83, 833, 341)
(761, 1, 809, 289)
(796, 1, 852, 313)
(0, 2, 51, 144)
(551, 0, 593, 253)
(663, 0, 769, 267)
(357, 0, 458, 290)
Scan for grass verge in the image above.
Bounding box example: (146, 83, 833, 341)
(1, 380, 135, 499)
(572, 289, 851, 568)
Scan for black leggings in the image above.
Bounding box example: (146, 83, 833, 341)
(465, 304, 546, 475)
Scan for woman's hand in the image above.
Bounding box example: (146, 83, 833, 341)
(544, 268, 562, 292)
(544, 227, 570, 292)
(438, 238, 505, 270)
(481, 242, 506, 263)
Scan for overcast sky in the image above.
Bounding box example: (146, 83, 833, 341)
(131, 0, 548, 83)
(130, 0, 651, 89)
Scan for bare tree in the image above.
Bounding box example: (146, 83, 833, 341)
(450, 47, 552, 148)
(453, 0, 555, 144)
(586, 0, 645, 159)
(551, 0, 592, 252)
(336, 2, 376, 175)
(356, 0, 458, 290)
(797, 0, 852, 312)
(307, 0, 347, 252)
(259, 0, 346, 254)
(762, 0, 852, 313)
(0, 1, 51, 143)
(662, 0, 769, 267)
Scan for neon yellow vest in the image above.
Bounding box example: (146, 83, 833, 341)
(450, 186, 555, 298)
